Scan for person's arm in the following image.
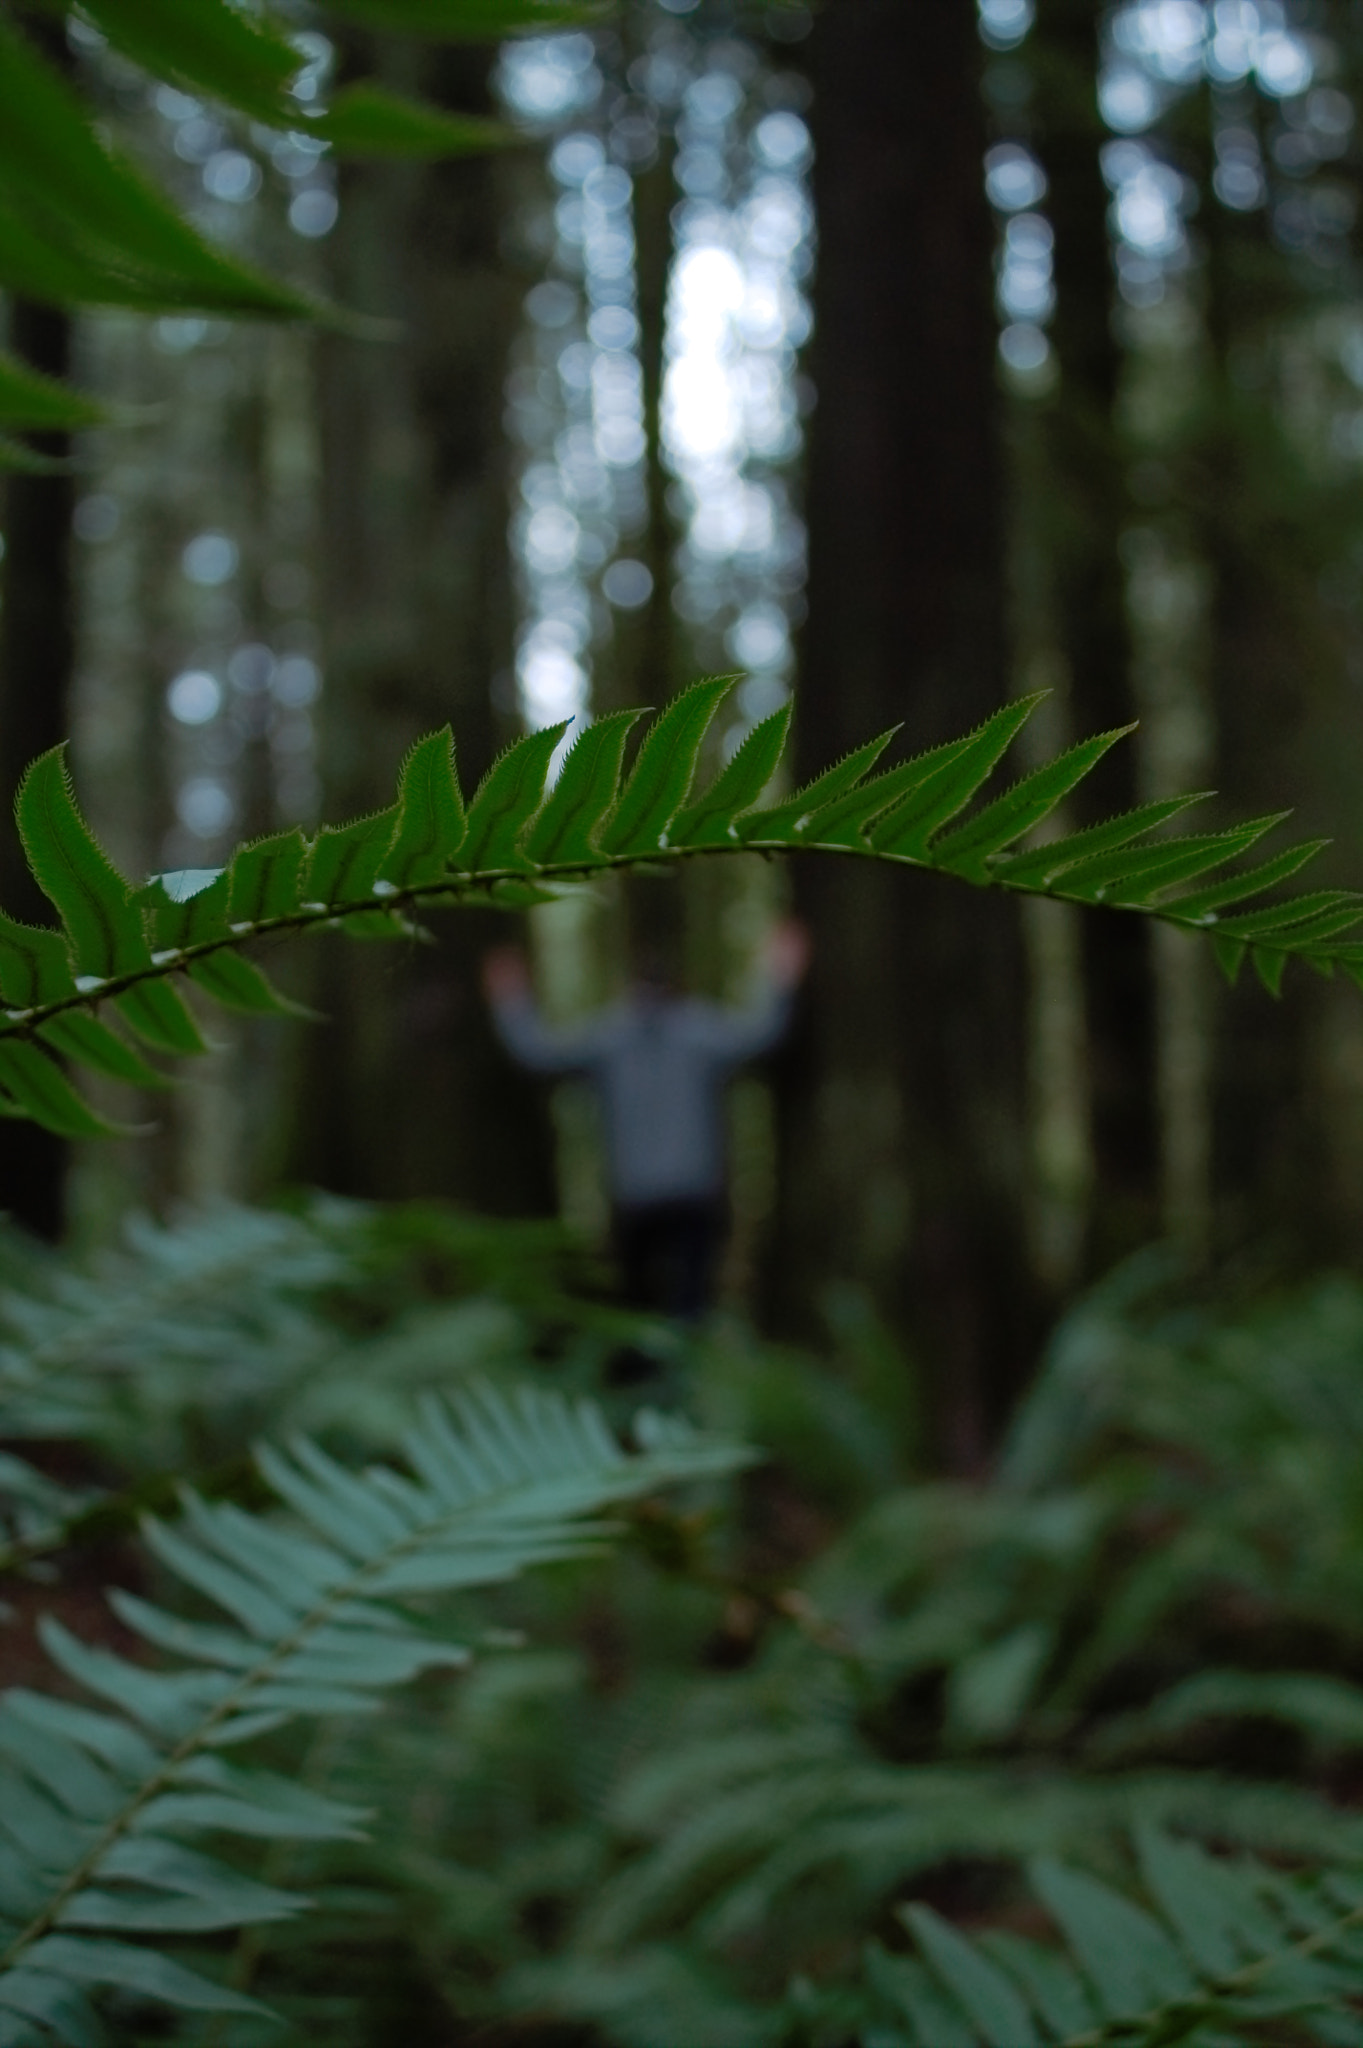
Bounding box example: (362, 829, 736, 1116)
(688, 919, 811, 1062)
(481, 948, 611, 1074)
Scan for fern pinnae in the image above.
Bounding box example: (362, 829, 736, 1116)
(15, 748, 147, 983)
(993, 795, 1213, 889)
(600, 673, 738, 855)
(458, 721, 570, 873)
(739, 723, 903, 842)
(668, 700, 793, 849)
(5, 681, 1363, 1136)
(375, 726, 466, 887)
(877, 1834, 1363, 2048)
(1042, 817, 1288, 906)
(300, 805, 400, 910)
(524, 708, 646, 865)
(0, 1388, 749, 2034)
(798, 743, 980, 849)
(1164, 837, 1331, 921)
(224, 828, 308, 926)
(869, 694, 1046, 861)
(929, 724, 1136, 882)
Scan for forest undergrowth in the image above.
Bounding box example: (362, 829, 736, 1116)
(5, 1201, 1363, 2045)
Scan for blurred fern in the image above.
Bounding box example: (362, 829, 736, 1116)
(0, 1383, 746, 2043)
(3, 682, 1360, 1137)
(0, 0, 607, 455)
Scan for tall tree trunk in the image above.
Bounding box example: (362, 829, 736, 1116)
(1032, 0, 1157, 1263)
(776, 0, 1035, 1467)
(285, 41, 555, 1215)
(0, 299, 74, 1239)
(1195, 128, 1342, 1260)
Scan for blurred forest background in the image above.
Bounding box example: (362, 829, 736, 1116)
(10, 0, 1363, 2042)
(11, 0, 1363, 1456)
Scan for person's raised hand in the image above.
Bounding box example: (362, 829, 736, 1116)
(765, 917, 811, 990)
(481, 946, 531, 1005)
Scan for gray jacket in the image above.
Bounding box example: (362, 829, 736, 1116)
(491, 983, 792, 1208)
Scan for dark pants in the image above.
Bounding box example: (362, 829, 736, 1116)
(612, 1197, 727, 1323)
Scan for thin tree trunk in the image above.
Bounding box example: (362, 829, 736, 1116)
(285, 41, 555, 1214)
(1032, 0, 1157, 1263)
(775, 0, 1035, 1467)
(0, 299, 74, 1239)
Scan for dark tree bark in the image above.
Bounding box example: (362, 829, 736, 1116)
(1193, 165, 1344, 1258)
(284, 41, 555, 1214)
(1031, 0, 1157, 1263)
(0, 299, 74, 1239)
(775, 0, 1036, 1466)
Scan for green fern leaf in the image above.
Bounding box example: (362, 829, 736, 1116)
(871, 696, 1044, 860)
(0, 914, 79, 1011)
(36, 1014, 167, 1091)
(599, 675, 737, 856)
(1134, 1827, 1260, 1981)
(1253, 945, 1288, 997)
(15, 749, 148, 982)
(864, 1942, 978, 2048)
(0, 1389, 747, 2036)
(1206, 889, 1363, 940)
(902, 1903, 1040, 2046)
(301, 806, 400, 908)
(0, 1042, 117, 1139)
(72, 0, 300, 124)
(112, 982, 208, 1057)
(930, 726, 1135, 882)
(315, 84, 512, 156)
(1028, 1856, 1198, 2020)
(0, 15, 316, 320)
(324, 0, 613, 34)
(992, 796, 1211, 889)
(184, 952, 309, 1019)
(669, 703, 793, 848)
(0, 346, 106, 435)
(226, 829, 308, 926)
(1213, 934, 1246, 985)
(135, 870, 229, 954)
(975, 1930, 1099, 2039)
(525, 710, 646, 866)
(376, 727, 467, 887)
(1053, 817, 1289, 906)
(459, 724, 571, 874)
(739, 726, 902, 844)
(799, 734, 983, 849)
(1164, 838, 1330, 921)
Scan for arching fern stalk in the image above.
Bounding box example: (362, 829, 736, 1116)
(1, 673, 1358, 1137)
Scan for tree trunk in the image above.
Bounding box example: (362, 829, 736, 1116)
(776, 0, 1035, 1467)
(1032, 0, 1157, 1263)
(284, 41, 555, 1215)
(0, 299, 74, 1239)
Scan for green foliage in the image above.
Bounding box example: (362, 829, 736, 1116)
(0, 0, 607, 456)
(855, 1833, 1363, 2046)
(2, 680, 1360, 1137)
(0, 1375, 746, 2043)
(6, 1213, 1363, 2040)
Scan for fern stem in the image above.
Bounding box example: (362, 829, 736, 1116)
(0, 1468, 601, 1976)
(0, 841, 1324, 1058)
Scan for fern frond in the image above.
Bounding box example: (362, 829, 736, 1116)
(2, 686, 1358, 1133)
(0, 1388, 748, 2040)
(862, 1830, 1363, 2047)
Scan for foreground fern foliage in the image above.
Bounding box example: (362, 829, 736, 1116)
(859, 1830, 1363, 2047)
(2, 677, 1359, 1136)
(0, 1386, 746, 2043)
